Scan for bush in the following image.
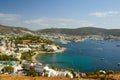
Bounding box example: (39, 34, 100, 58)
(2, 66, 14, 74)
(21, 51, 35, 61)
(27, 69, 38, 77)
(0, 55, 18, 61)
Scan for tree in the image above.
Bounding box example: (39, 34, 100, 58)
(51, 65, 57, 70)
(2, 66, 14, 74)
(27, 69, 38, 77)
(0, 55, 18, 61)
(21, 51, 35, 61)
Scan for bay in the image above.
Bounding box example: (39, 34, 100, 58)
(36, 40, 120, 72)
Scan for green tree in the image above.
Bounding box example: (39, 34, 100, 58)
(21, 51, 35, 61)
(27, 69, 38, 77)
(2, 66, 14, 74)
(0, 55, 18, 61)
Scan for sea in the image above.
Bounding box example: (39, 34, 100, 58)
(36, 40, 120, 72)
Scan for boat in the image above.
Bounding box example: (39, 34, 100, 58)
(116, 45, 120, 47)
(117, 63, 120, 66)
(100, 58, 104, 60)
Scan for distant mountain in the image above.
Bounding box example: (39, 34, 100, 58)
(1, 24, 120, 36)
(0, 24, 34, 35)
(37, 27, 120, 36)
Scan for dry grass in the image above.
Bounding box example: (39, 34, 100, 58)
(1, 74, 120, 80)
(0, 74, 94, 80)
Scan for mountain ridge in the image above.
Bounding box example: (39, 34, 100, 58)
(37, 27, 120, 36)
(0, 24, 120, 36)
(0, 24, 34, 35)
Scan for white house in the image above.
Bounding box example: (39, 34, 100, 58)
(44, 45, 58, 51)
(19, 48, 31, 52)
(0, 46, 6, 52)
(99, 70, 106, 74)
(0, 65, 5, 73)
(29, 44, 41, 50)
(13, 65, 23, 73)
(17, 44, 28, 48)
(43, 66, 73, 78)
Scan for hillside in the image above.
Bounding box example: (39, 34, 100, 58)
(0, 24, 34, 35)
(38, 27, 120, 36)
(1, 24, 120, 36)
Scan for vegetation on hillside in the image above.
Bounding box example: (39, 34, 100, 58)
(10, 34, 55, 45)
(0, 55, 18, 61)
(38, 27, 120, 36)
(1, 24, 120, 36)
(0, 24, 33, 34)
(27, 69, 39, 77)
(21, 51, 35, 61)
(1, 66, 14, 74)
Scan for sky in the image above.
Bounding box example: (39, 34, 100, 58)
(0, 0, 120, 30)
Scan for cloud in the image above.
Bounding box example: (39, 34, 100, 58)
(24, 17, 76, 24)
(24, 17, 94, 29)
(90, 11, 120, 17)
(0, 13, 20, 21)
(24, 17, 49, 24)
(0, 13, 96, 30)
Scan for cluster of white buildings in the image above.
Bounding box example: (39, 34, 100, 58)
(23, 62, 74, 78)
(0, 35, 81, 78)
(0, 61, 23, 74)
(44, 45, 58, 51)
(43, 66, 73, 78)
(0, 35, 67, 77)
(0, 37, 21, 58)
(17, 43, 60, 53)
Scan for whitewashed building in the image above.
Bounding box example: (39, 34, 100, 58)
(44, 45, 58, 51)
(19, 48, 31, 52)
(43, 66, 73, 78)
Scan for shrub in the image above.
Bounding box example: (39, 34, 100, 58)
(2, 66, 14, 74)
(27, 69, 38, 77)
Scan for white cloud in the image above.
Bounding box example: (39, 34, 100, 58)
(24, 17, 76, 24)
(90, 11, 120, 17)
(0, 13, 20, 21)
(0, 13, 106, 30)
(24, 17, 49, 24)
(24, 17, 94, 29)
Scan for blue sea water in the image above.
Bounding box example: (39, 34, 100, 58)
(36, 40, 120, 72)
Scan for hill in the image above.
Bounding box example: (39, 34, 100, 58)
(37, 27, 120, 36)
(1, 24, 120, 36)
(0, 24, 34, 35)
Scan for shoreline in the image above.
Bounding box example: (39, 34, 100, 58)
(32, 47, 66, 63)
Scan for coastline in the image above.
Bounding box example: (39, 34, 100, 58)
(32, 47, 66, 63)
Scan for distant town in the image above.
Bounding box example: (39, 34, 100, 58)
(40, 33, 120, 44)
